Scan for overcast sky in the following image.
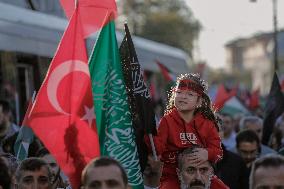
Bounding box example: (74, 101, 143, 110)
(186, 0, 284, 69)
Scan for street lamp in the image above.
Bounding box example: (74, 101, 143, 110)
(250, 0, 278, 71)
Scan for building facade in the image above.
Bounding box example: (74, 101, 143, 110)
(225, 31, 284, 95)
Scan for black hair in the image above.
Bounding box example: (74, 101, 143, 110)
(236, 129, 260, 149)
(15, 157, 52, 182)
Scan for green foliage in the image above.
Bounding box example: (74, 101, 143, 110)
(121, 0, 201, 55)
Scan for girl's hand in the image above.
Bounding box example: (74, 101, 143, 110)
(188, 148, 208, 165)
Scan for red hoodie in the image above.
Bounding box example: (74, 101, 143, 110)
(154, 108, 222, 164)
(152, 108, 223, 189)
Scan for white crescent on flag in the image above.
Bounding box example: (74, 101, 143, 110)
(46, 60, 90, 115)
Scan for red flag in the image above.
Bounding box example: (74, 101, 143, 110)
(28, 9, 100, 189)
(22, 101, 32, 127)
(281, 78, 284, 91)
(213, 85, 237, 111)
(248, 89, 260, 110)
(60, 0, 117, 38)
(156, 60, 174, 82)
(22, 91, 36, 126)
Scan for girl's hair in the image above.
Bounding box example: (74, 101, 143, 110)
(165, 73, 218, 125)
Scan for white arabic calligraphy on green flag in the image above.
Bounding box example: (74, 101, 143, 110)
(88, 20, 144, 189)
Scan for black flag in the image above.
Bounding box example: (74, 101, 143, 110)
(119, 23, 157, 172)
(262, 72, 284, 144)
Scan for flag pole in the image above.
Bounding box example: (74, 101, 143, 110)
(32, 91, 36, 103)
(75, 0, 78, 8)
(149, 134, 158, 161)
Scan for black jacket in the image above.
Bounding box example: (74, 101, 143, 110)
(215, 144, 249, 189)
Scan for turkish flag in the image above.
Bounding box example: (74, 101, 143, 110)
(60, 0, 117, 38)
(27, 9, 100, 189)
(213, 85, 237, 111)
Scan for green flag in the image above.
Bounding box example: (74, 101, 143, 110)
(89, 21, 144, 189)
(14, 126, 34, 160)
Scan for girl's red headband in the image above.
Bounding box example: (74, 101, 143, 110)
(175, 79, 204, 95)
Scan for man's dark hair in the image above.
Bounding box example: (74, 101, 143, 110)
(236, 129, 260, 148)
(81, 156, 128, 186)
(0, 157, 11, 189)
(15, 157, 52, 182)
(0, 100, 11, 114)
(250, 154, 284, 189)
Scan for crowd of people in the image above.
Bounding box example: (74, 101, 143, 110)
(1, 73, 284, 189)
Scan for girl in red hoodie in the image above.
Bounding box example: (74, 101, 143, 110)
(152, 73, 222, 189)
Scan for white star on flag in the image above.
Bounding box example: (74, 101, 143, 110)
(81, 106, 96, 127)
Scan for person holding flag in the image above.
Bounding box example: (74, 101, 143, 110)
(149, 73, 223, 189)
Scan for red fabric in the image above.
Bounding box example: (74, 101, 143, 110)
(22, 99, 33, 126)
(176, 79, 204, 95)
(156, 60, 173, 82)
(211, 175, 230, 189)
(213, 84, 237, 111)
(149, 82, 157, 101)
(159, 173, 179, 189)
(248, 89, 259, 110)
(27, 10, 100, 189)
(149, 109, 222, 188)
(60, 0, 117, 38)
